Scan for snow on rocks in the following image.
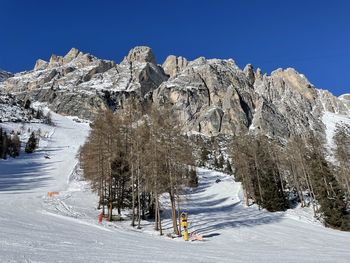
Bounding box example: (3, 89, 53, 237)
(322, 111, 350, 159)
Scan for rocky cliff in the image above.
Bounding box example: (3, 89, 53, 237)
(0, 69, 13, 82)
(1, 47, 168, 119)
(1, 46, 349, 139)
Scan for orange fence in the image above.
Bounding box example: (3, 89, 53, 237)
(47, 192, 59, 197)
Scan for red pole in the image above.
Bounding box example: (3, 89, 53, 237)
(98, 213, 104, 223)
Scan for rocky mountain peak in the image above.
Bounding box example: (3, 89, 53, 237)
(123, 46, 156, 64)
(339, 94, 350, 101)
(1, 46, 349, 141)
(0, 69, 13, 82)
(339, 94, 350, 112)
(243, 64, 255, 84)
(48, 54, 63, 68)
(255, 68, 263, 81)
(34, 59, 48, 70)
(63, 47, 82, 64)
(268, 67, 316, 101)
(162, 55, 188, 77)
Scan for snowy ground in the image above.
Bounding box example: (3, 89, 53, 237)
(1, 113, 350, 262)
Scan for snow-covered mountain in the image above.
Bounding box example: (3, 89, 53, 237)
(1, 47, 167, 119)
(0, 92, 37, 122)
(1, 47, 349, 139)
(0, 69, 13, 82)
(1, 49, 350, 262)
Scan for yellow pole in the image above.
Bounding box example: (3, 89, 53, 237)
(183, 228, 188, 241)
(181, 212, 189, 241)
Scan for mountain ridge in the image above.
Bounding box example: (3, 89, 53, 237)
(0, 46, 349, 140)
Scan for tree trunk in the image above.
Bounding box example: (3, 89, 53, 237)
(157, 197, 163, 236)
(176, 190, 182, 236)
(154, 192, 159, 231)
(170, 191, 179, 235)
(131, 164, 135, 227)
(137, 165, 142, 229)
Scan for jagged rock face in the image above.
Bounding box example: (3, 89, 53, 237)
(251, 68, 323, 137)
(317, 90, 349, 114)
(162, 55, 188, 77)
(1, 47, 168, 119)
(339, 94, 350, 112)
(0, 70, 13, 82)
(123, 46, 157, 64)
(0, 91, 36, 122)
(243, 64, 255, 85)
(155, 60, 349, 138)
(153, 58, 256, 136)
(1, 46, 349, 140)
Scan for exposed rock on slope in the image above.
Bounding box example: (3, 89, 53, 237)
(1, 46, 349, 140)
(162, 55, 188, 77)
(338, 93, 350, 112)
(153, 58, 256, 136)
(251, 68, 323, 137)
(0, 92, 38, 122)
(1, 47, 168, 119)
(154, 58, 349, 138)
(0, 70, 13, 82)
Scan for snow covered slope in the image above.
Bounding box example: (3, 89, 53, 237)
(1, 112, 350, 262)
(322, 111, 350, 159)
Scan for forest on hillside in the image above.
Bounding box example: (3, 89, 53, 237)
(79, 100, 350, 232)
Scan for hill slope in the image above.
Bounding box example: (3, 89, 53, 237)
(1, 111, 350, 262)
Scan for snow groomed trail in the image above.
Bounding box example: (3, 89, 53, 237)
(1, 113, 350, 262)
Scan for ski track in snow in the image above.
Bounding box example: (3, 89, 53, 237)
(1, 112, 350, 262)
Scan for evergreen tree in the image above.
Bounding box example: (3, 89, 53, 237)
(253, 137, 288, 212)
(0, 128, 5, 159)
(334, 124, 350, 198)
(199, 144, 210, 166)
(0, 130, 8, 159)
(218, 154, 225, 169)
(232, 135, 288, 211)
(307, 135, 349, 230)
(8, 134, 21, 157)
(187, 168, 198, 187)
(25, 132, 37, 153)
(44, 112, 54, 126)
(225, 159, 233, 175)
(213, 155, 219, 168)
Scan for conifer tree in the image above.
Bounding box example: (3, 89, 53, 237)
(25, 132, 37, 153)
(8, 134, 21, 157)
(334, 124, 350, 198)
(225, 159, 233, 175)
(306, 134, 349, 230)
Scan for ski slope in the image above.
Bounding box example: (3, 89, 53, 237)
(1, 113, 350, 263)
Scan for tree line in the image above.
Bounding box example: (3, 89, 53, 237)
(79, 100, 350, 232)
(79, 102, 197, 235)
(231, 130, 350, 231)
(0, 127, 39, 159)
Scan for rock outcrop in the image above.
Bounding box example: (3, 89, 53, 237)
(339, 94, 350, 111)
(1, 47, 168, 119)
(0, 91, 37, 122)
(1, 46, 349, 140)
(162, 55, 188, 77)
(0, 70, 13, 82)
(123, 46, 157, 64)
(153, 57, 255, 136)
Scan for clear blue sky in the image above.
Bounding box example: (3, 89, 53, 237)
(0, 0, 349, 96)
